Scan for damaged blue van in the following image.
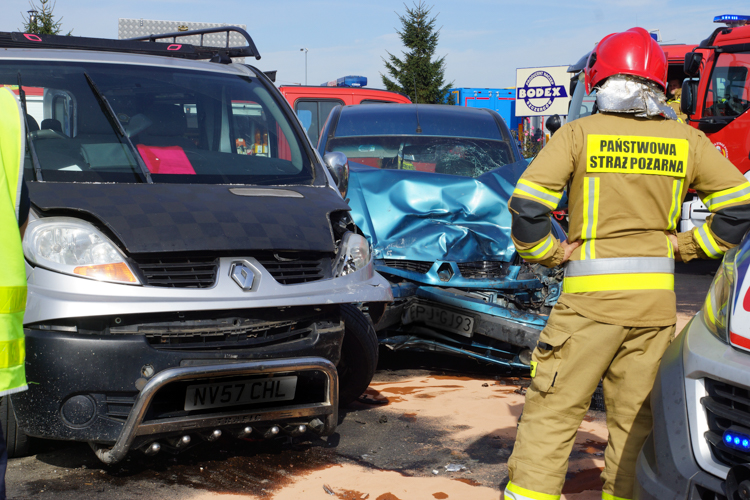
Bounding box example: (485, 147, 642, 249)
(318, 104, 566, 369)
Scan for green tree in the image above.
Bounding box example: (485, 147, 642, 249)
(21, 0, 71, 36)
(381, 1, 453, 104)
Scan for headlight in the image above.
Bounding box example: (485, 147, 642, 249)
(332, 232, 371, 277)
(23, 217, 140, 285)
(702, 246, 738, 343)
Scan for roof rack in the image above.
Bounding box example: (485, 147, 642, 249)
(127, 26, 260, 61)
(0, 26, 260, 63)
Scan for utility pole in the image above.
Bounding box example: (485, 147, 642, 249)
(300, 48, 308, 85)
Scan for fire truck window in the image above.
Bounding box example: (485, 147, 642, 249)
(295, 99, 343, 145)
(704, 53, 750, 118)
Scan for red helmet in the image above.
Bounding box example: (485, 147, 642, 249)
(584, 27, 668, 94)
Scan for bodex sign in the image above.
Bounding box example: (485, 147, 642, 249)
(515, 66, 571, 117)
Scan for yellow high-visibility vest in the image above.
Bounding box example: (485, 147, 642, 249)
(0, 87, 28, 396)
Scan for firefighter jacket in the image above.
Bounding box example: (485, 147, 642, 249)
(0, 88, 28, 396)
(509, 112, 750, 327)
(667, 88, 687, 123)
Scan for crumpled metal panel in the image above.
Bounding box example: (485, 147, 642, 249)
(346, 159, 530, 263)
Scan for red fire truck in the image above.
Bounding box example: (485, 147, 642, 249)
(279, 76, 411, 144)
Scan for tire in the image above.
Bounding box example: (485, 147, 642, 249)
(338, 304, 379, 407)
(0, 396, 31, 458)
(590, 382, 605, 412)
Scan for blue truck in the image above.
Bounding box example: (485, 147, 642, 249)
(449, 87, 520, 131)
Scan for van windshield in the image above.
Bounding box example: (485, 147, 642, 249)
(1, 61, 313, 185)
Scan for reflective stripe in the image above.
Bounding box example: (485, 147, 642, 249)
(602, 493, 631, 500)
(703, 182, 750, 211)
(517, 234, 555, 260)
(0, 338, 25, 370)
(581, 177, 600, 260)
(530, 361, 537, 378)
(505, 481, 560, 500)
(703, 290, 717, 324)
(667, 179, 683, 230)
(514, 179, 563, 210)
(0, 286, 26, 315)
(696, 224, 724, 259)
(564, 257, 674, 277)
(562, 273, 674, 293)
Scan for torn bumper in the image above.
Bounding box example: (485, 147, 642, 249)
(376, 282, 550, 368)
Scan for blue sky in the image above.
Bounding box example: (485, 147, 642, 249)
(2, 1, 747, 88)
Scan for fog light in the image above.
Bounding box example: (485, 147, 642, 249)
(61, 395, 96, 426)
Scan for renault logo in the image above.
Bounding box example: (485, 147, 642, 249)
(230, 262, 255, 291)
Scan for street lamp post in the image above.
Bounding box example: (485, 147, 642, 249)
(300, 48, 308, 85)
(27, 10, 38, 30)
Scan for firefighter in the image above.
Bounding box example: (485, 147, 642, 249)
(503, 28, 750, 500)
(667, 78, 687, 123)
(0, 87, 29, 500)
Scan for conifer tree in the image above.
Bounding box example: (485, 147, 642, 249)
(382, 1, 453, 104)
(21, 0, 71, 36)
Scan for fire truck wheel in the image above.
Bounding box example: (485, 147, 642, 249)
(338, 304, 379, 407)
(0, 396, 31, 458)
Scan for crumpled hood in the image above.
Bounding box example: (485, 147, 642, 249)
(29, 182, 349, 254)
(347, 160, 529, 263)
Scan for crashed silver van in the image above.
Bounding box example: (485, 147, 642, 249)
(0, 29, 391, 463)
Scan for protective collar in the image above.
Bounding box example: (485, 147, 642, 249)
(595, 75, 677, 120)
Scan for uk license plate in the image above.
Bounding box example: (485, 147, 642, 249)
(184, 376, 297, 411)
(406, 304, 475, 337)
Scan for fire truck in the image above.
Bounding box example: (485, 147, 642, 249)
(679, 15, 750, 230)
(567, 15, 750, 230)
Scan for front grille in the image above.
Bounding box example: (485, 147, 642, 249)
(134, 256, 218, 288)
(702, 378, 750, 467)
(132, 253, 330, 287)
(457, 261, 510, 280)
(257, 257, 326, 284)
(382, 259, 433, 274)
(115, 318, 312, 350)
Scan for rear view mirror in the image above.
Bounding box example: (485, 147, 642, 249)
(681, 79, 699, 116)
(684, 52, 703, 77)
(324, 151, 349, 198)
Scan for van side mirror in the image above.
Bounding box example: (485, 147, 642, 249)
(681, 79, 699, 116)
(684, 52, 703, 77)
(324, 151, 349, 198)
(546, 114, 562, 135)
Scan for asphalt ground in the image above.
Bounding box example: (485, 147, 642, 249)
(6, 260, 719, 499)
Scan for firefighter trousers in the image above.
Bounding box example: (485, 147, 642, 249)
(503, 303, 675, 500)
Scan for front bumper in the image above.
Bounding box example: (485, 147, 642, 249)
(376, 284, 547, 368)
(14, 313, 343, 463)
(24, 257, 393, 324)
(635, 313, 746, 499)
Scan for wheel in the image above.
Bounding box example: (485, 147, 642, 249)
(338, 304, 379, 407)
(0, 396, 31, 458)
(590, 382, 605, 412)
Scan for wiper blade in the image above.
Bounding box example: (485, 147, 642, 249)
(83, 72, 153, 184)
(17, 72, 43, 181)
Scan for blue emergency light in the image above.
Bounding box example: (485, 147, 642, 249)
(723, 426, 750, 451)
(714, 15, 750, 27)
(321, 76, 367, 88)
